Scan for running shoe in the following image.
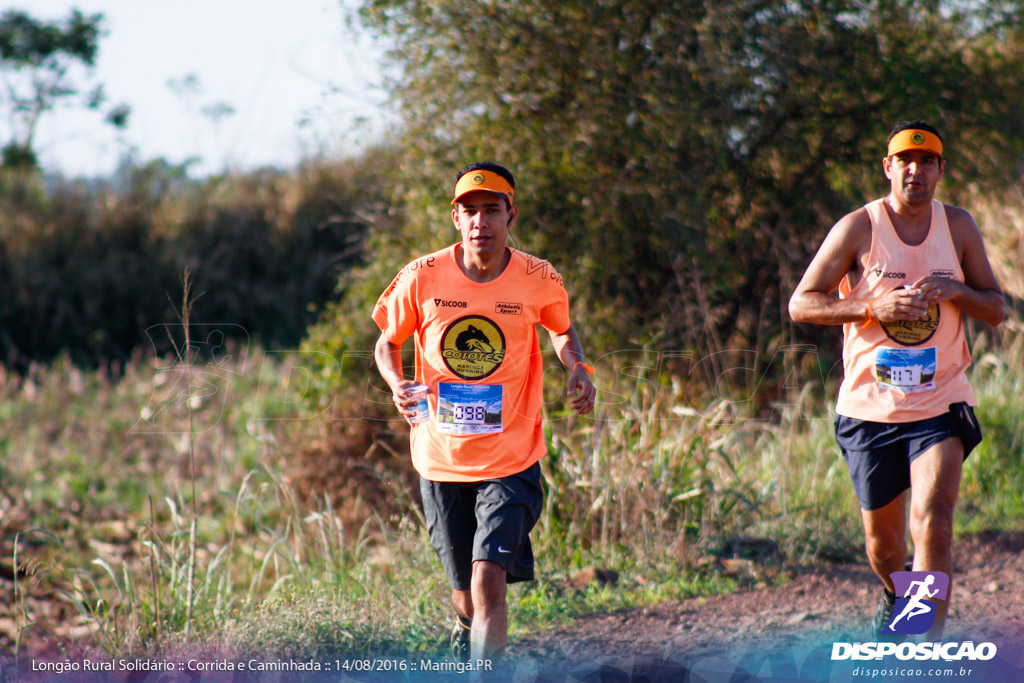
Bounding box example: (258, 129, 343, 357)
(871, 588, 897, 637)
(450, 614, 471, 662)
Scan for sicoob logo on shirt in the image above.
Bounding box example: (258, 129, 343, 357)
(441, 315, 506, 380)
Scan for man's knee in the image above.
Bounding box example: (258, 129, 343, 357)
(865, 526, 905, 564)
(909, 503, 955, 545)
(471, 561, 507, 612)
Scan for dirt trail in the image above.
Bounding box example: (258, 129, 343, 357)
(3, 531, 1023, 680)
(507, 532, 1024, 679)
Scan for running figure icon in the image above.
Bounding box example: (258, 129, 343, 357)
(889, 574, 940, 629)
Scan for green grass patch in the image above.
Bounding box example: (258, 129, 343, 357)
(3, 338, 1023, 660)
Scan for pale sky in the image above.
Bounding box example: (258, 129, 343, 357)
(6, 0, 393, 177)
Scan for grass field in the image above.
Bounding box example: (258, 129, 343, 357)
(2, 331, 1023, 663)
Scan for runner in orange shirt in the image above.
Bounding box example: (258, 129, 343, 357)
(789, 121, 1004, 639)
(373, 161, 596, 661)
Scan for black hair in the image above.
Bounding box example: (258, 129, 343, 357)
(456, 161, 515, 188)
(454, 161, 515, 209)
(887, 120, 944, 148)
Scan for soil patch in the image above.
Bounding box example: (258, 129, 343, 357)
(508, 531, 1024, 674)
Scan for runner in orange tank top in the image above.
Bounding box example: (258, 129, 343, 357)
(373, 161, 596, 662)
(789, 121, 1004, 640)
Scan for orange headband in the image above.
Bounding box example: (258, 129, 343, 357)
(452, 170, 515, 206)
(887, 129, 943, 158)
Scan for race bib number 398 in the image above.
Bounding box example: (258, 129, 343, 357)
(436, 383, 503, 435)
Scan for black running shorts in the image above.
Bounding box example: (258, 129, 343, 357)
(834, 401, 982, 511)
(419, 461, 543, 591)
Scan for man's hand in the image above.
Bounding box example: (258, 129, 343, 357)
(390, 379, 426, 425)
(909, 275, 960, 306)
(567, 365, 596, 415)
(547, 324, 597, 415)
(871, 277, 960, 322)
(871, 286, 930, 322)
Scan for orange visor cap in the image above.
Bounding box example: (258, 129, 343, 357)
(887, 129, 943, 158)
(452, 170, 515, 206)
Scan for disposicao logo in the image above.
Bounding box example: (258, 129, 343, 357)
(831, 570, 998, 663)
(886, 571, 949, 635)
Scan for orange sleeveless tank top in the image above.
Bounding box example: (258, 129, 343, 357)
(835, 198, 974, 422)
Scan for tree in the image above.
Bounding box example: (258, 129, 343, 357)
(353, 0, 1024, 369)
(0, 8, 129, 170)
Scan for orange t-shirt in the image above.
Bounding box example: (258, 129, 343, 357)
(836, 198, 975, 422)
(372, 244, 570, 482)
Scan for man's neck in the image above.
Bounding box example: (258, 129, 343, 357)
(885, 193, 933, 244)
(456, 243, 510, 283)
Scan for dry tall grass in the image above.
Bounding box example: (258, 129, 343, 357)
(2, 324, 1022, 662)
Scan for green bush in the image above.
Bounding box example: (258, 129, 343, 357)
(0, 152, 395, 369)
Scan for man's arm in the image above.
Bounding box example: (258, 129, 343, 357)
(908, 206, 1005, 327)
(374, 331, 420, 423)
(789, 210, 928, 324)
(547, 323, 596, 415)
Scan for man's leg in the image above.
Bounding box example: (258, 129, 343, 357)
(465, 463, 541, 659)
(861, 490, 908, 593)
(449, 588, 474, 661)
(908, 436, 964, 639)
(420, 477, 477, 659)
(452, 589, 473, 622)
(469, 560, 507, 659)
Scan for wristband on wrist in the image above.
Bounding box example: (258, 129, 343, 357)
(573, 361, 594, 376)
(865, 297, 878, 326)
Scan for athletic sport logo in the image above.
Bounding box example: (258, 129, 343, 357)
(470, 173, 486, 185)
(495, 302, 522, 315)
(910, 132, 926, 146)
(884, 571, 949, 635)
(441, 315, 506, 380)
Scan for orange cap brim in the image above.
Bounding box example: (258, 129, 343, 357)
(452, 170, 515, 206)
(887, 129, 943, 158)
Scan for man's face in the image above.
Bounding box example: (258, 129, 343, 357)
(884, 149, 944, 205)
(451, 190, 517, 259)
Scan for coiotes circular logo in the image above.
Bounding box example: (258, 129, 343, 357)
(882, 301, 940, 346)
(441, 315, 506, 380)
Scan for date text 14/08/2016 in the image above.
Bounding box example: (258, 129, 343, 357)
(338, 658, 494, 674)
